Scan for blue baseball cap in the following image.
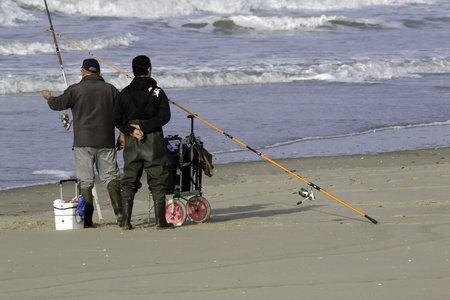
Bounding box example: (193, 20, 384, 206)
(82, 58, 100, 73)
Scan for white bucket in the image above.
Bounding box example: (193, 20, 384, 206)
(53, 199, 84, 230)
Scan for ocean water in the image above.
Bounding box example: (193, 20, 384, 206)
(1, 0, 450, 190)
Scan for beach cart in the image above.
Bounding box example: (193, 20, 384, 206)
(163, 115, 212, 226)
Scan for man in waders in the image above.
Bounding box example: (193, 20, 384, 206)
(112, 55, 171, 230)
(43, 58, 123, 228)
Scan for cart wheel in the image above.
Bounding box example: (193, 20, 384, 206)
(165, 199, 187, 227)
(186, 196, 211, 223)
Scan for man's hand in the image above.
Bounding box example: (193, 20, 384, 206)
(116, 132, 125, 151)
(42, 90, 51, 100)
(130, 124, 144, 141)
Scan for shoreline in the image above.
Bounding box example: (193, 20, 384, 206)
(1, 147, 449, 298)
(2, 146, 449, 192)
(1, 146, 449, 221)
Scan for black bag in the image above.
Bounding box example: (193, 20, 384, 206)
(165, 135, 181, 170)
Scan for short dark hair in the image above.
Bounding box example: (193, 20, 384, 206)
(132, 55, 152, 76)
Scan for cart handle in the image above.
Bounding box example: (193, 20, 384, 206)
(59, 179, 78, 184)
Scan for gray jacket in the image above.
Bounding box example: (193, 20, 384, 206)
(47, 74, 119, 148)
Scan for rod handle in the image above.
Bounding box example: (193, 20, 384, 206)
(364, 215, 378, 224)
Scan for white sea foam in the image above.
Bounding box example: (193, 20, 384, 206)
(1, 58, 449, 95)
(0, 1, 36, 26)
(0, 33, 139, 56)
(13, 0, 439, 20)
(32, 169, 75, 178)
(183, 14, 404, 32)
(295, 58, 450, 82)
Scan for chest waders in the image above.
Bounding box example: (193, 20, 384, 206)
(120, 120, 171, 229)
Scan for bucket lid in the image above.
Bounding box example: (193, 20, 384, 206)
(53, 199, 78, 209)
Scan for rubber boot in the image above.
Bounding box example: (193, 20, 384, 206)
(80, 187, 94, 228)
(107, 179, 123, 226)
(154, 198, 173, 229)
(121, 200, 134, 230)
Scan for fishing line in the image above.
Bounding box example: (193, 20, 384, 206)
(35, 21, 378, 224)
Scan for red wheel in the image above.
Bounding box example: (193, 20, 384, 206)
(186, 196, 211, 223)
(165, 199, 187, 227)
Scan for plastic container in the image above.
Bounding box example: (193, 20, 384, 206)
(53, 199, 84, 230)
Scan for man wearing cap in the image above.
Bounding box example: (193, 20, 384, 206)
(42, 58, 123, 228)
(112, 55, 171, 230)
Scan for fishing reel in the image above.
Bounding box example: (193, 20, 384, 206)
(61, 114, 72, 131)
(297, 187, 316, 205)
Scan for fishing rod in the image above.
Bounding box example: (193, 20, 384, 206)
(170, 102, 378, 224)
(44, 0, 67, 87)
(35, 22, 378, 224)
(43, 1, 72, 130)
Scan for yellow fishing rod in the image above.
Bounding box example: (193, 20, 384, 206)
(36, 21, 378, 224)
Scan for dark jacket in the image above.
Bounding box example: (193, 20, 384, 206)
(112, 77, 170, 135)
(47, 74, 119, 148)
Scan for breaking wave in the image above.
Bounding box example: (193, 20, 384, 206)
(0, 1, 36, 26)
(6, 0, 440, 23)
(2, 57, 449, 94)
(178, 14, 404, 33)
(0, 33, 139, 56)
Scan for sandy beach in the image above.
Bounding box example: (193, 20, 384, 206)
(1, 148, 449, 299)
